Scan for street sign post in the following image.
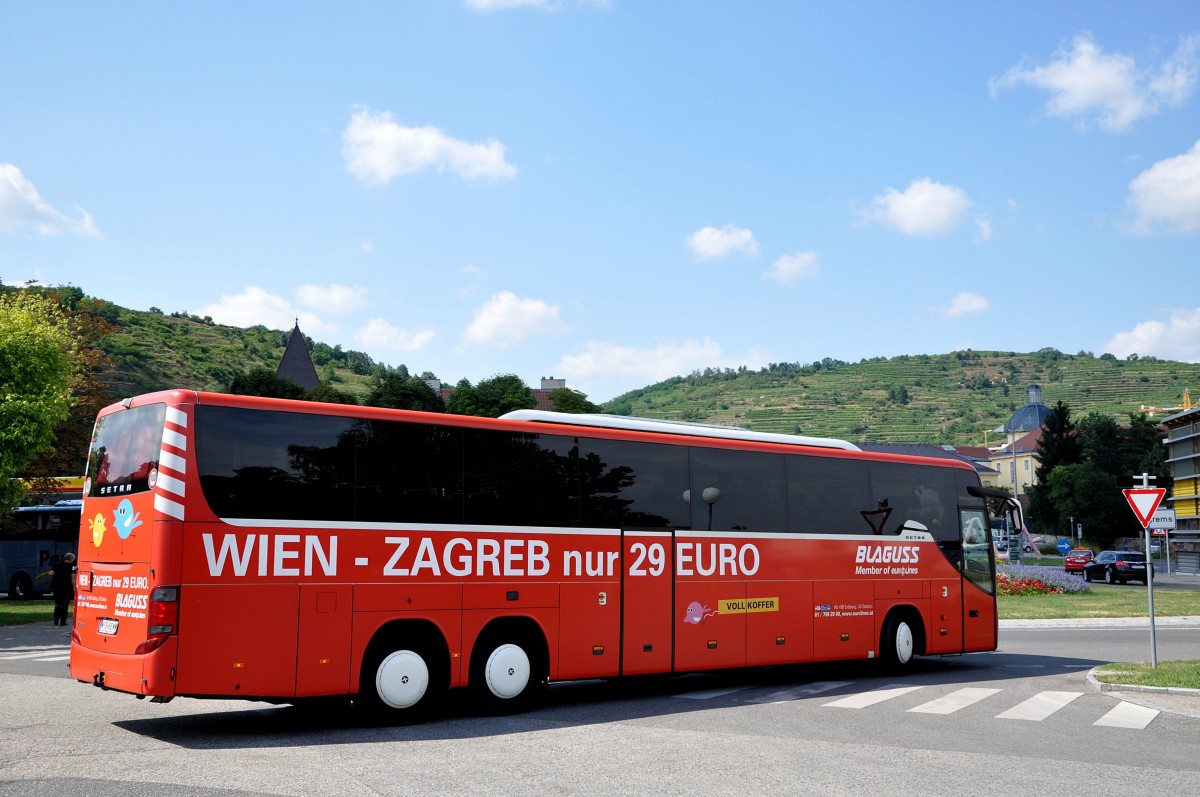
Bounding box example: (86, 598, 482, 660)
(1122, 476, 1166, 668)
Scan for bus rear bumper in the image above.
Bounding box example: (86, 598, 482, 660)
(69, 637, 179, 699)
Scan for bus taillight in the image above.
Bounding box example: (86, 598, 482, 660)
(135, 585, 179, 654)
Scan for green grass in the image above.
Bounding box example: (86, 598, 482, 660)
(0, 599, 57, 626)
(1095, 660, 1200, 690)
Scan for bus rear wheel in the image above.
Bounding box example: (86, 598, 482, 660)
(880, 612, 917, 672)
(471, 630, 548, 713)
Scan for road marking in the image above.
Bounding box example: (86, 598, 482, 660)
(908, 687, 1002, 714)
(750, 681, 853, 704)
(824, 684, 924, 709)
(0, 649, 69, 660)
(1094, 701, 1159, 729)
(678, 685, 756, 700)
(34, 655, 71, 662)
(995, 691, 1082, 721)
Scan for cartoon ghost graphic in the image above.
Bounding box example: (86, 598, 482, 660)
(114, 499, 142, 539)
(88, 513, 106, 547)
(683, 601, 718, 625)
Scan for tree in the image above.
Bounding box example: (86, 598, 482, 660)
(21, 293, 119, 492)
(446, 374, 535, 417)
(549, 388, 601, 414)
(1044, 463, 1139, 549)
(0, 291, 81, 507)
(306, 384, 359, 406)
(364, 373, 445, 412)
(227, 367, 306, 399)
(1027, 401, 1082, 528)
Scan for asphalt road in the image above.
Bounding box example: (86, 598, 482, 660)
(2, 618, 1200, 797)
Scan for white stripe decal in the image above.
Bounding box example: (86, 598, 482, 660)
(162, 428, 187, 451)
(166, 407, 188, 428)
(218, 518, 622, 535)
(156, 472, 185, 498)
(155, 494, 185, 520)
(159, 449, 186, 474)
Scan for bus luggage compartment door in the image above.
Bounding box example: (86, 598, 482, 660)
(621, 530, 674, 675)
(175, 584, 299, 697)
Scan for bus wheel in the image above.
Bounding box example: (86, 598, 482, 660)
(880, 613, 916, 672)
(8, 573, 33, 600)
(360, 637, 444, 722)
(471, 631, 547, 713)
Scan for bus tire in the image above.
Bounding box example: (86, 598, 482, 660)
(359, 629, 447, 723)
(880, 611, 918, 672)
(8, 572, 34, 600)
(470, 625, 548, 714)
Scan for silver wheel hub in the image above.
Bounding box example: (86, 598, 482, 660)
(376, 650, 429, 709)
(485, 643, 531, 700)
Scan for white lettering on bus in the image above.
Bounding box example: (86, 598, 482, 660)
(384, 536, 552, 579)
(854, 545, 921, 565)
(202, 533, 337, 577)
(675, 542, 760, 577)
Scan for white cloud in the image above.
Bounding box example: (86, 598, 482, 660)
(354, 318, 435, 352)
(974, 216, 994, 241)
(192, 286, 336, 335)
(0, 163, 100, 237)
(295, 283, 369, 313)
(685, 225, 760, 261)
(463, 290, 567, 348)
(942, 292, 991, 318)
(990, 32, 1200, 132)
(554, 338, 770, 395)
(765, 251, 819, 283)
(341, 107, 517, 186)
(1125, 140, 1200, 234)
(867, 178, 972, 236)
(1105, 308, 1200, 362)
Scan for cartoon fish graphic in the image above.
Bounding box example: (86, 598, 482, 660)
(683, 601, 718, 625)
(88, 513, 106, 547)
(114, 499, 143, 539)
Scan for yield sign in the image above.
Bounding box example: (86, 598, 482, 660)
(1123, 488, 1166, 528)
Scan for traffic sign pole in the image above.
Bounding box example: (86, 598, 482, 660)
(1123, 474, 1165, 668)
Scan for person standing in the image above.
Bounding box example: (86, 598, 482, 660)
(50, 552, 76, 626)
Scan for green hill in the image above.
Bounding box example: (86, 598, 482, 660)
(73, 299, 1200, 448)
(601, 350, 1199, 447)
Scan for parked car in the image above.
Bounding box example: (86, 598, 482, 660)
(1082, 551, 1152, 585)
(1064, 548, 1094, 573)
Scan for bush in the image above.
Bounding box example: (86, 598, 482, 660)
(997, 564, 1089, 595)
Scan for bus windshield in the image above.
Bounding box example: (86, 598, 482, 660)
(85, 404, 167, 497)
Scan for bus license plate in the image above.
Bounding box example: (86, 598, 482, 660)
(98, 618, 118, 636)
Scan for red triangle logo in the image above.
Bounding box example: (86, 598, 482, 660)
(1123, 488, 1166, 528)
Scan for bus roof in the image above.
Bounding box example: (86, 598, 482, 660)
(500, 409, 861, 452)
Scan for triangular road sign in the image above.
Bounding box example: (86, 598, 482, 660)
(1123, 488, 1166, 528)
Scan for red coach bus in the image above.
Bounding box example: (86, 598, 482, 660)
(69, 390, 1020, 719)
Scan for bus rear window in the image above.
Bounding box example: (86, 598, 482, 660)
(86, 404, 168, 497)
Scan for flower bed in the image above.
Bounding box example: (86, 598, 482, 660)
(996, 564, 1090, 595)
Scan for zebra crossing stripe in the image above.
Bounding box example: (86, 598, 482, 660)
(995, 691, 1082, 721)
(908, 687, 1002, 714)
(823, 684, 924, 709)
(678, 685, 756, 700)
(0, 649, 69, 660)
(751, 681, 853, 704)
(1094, 701, 1159, 729)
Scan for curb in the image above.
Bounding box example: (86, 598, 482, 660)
(1085, 667, 1200, 719)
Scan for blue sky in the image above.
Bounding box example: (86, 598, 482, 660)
(3, 2, 1199, 402)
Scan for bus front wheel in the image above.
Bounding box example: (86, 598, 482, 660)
(880, 613, 917, 672)
(359, 635, 445, 722)
(8, 573, 34, 600)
